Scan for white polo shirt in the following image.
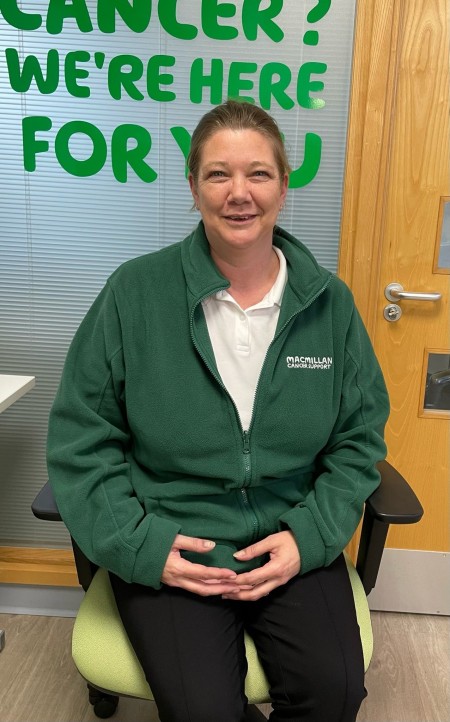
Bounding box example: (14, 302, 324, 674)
(202, 247, 287, 431)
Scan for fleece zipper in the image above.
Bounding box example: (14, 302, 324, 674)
(189, 297, 261, 539)
(241, 430, 258, 541)
(189, 275, 331, 541)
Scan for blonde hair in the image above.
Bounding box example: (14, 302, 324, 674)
(188, 100, 291, 184)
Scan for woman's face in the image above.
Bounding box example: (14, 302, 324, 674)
(189, 128, 288, 258)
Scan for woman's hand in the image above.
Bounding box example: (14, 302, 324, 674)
(161, 533, 241, 596)
(222, 530, 301, 601)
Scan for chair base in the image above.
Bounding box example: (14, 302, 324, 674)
(88, 684, 119, 719)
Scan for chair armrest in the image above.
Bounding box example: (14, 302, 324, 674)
(366, 460, 424, 524)
(356, 460, 424, 595)
(31, 482, 62, 522)
(31, 483, 97, 590)
(32, 462, 424, 597)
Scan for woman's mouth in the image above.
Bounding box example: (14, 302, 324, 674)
(225, 214, 256, 223)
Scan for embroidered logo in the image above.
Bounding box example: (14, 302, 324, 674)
(286, 356, 333, 370)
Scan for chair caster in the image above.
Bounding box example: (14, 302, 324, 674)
(88, 685, 119, 719)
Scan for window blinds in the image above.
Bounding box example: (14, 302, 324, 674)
(0, 0, 356, 547)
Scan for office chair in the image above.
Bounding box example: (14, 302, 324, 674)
(32, 460, 423, 722)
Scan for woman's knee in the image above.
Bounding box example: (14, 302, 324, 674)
(320, 655, 366, 717)
(323, 650, 366, 713)
(270, 651, 365, 721)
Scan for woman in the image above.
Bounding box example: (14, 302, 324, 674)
(47, 100, 389, 722)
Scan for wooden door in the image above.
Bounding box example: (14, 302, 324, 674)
(340, 0, 449, 556)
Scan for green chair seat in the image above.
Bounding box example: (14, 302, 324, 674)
(72, 554, 373, 705)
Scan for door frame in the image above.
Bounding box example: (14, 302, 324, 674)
(340, 0, 402, 561)
(339, 0, 401, 335)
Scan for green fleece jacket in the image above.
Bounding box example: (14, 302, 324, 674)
(47, 223, 389, 589)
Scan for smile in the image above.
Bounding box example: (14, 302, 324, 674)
(224, 215, 256, 223)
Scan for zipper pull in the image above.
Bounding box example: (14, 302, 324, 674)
(242, 430, 252, 485)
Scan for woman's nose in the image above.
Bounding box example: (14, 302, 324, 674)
(228, 175, 250, 203)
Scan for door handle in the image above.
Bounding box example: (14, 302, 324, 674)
(385, 282, 442, 302)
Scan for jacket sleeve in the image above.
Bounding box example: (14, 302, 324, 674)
(279, 305, 389, 575)
(46, 281, 181, 588)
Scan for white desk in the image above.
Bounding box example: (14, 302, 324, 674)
(0, 375, 35, 414)
(0, 373, 35, 651)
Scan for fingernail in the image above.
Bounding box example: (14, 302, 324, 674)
(203, 540, 215, 548)
(233, 550, 245, 558)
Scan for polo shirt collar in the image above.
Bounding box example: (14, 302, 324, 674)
(204, 246, 287, 310)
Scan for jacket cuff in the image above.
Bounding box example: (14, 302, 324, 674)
(131, 516, 181, 589)
(279, 505, 326, 575)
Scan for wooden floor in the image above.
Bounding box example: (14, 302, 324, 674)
(0, 611, 448, 721)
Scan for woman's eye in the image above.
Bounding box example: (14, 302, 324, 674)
(209, 170, 225, 178)
(253, 170, 269, 177)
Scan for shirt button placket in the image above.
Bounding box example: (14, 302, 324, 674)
(236, 311, 250, 353)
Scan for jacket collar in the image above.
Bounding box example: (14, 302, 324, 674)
(181, 221, 332, 317)
(181, 222, 229, 315)
(272, 225, 331, 307)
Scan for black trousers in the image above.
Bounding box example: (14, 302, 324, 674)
(110, 554, 366, 722)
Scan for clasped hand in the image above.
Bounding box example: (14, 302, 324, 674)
(161, 531, 301, 601)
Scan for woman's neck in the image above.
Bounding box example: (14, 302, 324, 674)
(211, 245, 279, 310)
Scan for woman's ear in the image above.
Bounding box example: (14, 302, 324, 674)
(188, 174, 199, 209)
(280, 173, 289, 204)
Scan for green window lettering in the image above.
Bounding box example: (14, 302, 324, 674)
(112, 125, 157, 183)
(55, 120, 107, 176)
(242, 0, 284, 42)
(22, 116, 52, 171)
(259, 62, 294, 110)
(190, 58, 223, 104)
(202, 0, 238, 40)
(158, 0, 197, 40)
(146, 55, 176, 102)
(6, 48, 59, 94)
(227, 61, 256, 103)
(65, 50, 91, 98)
(108, 55, 144, 101)
(46, 0, 93, 34)
(288, 133, 322, 188)
(170, 126, 191, 178)
(97, 0, 152, 33)
(297, 62, 327, 109)
(307, 0, 331, 23)
(0, 0, 42, 30)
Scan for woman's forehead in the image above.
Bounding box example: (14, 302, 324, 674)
(199, 128, 277, 163)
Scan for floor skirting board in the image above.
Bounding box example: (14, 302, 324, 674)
(368, 548, 449, 615)
(0, 583, 83, 617)
(1, 549, 448, 616)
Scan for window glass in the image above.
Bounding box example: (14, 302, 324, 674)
(0, 0, 357, 545)
(424, 353, 450, 413)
